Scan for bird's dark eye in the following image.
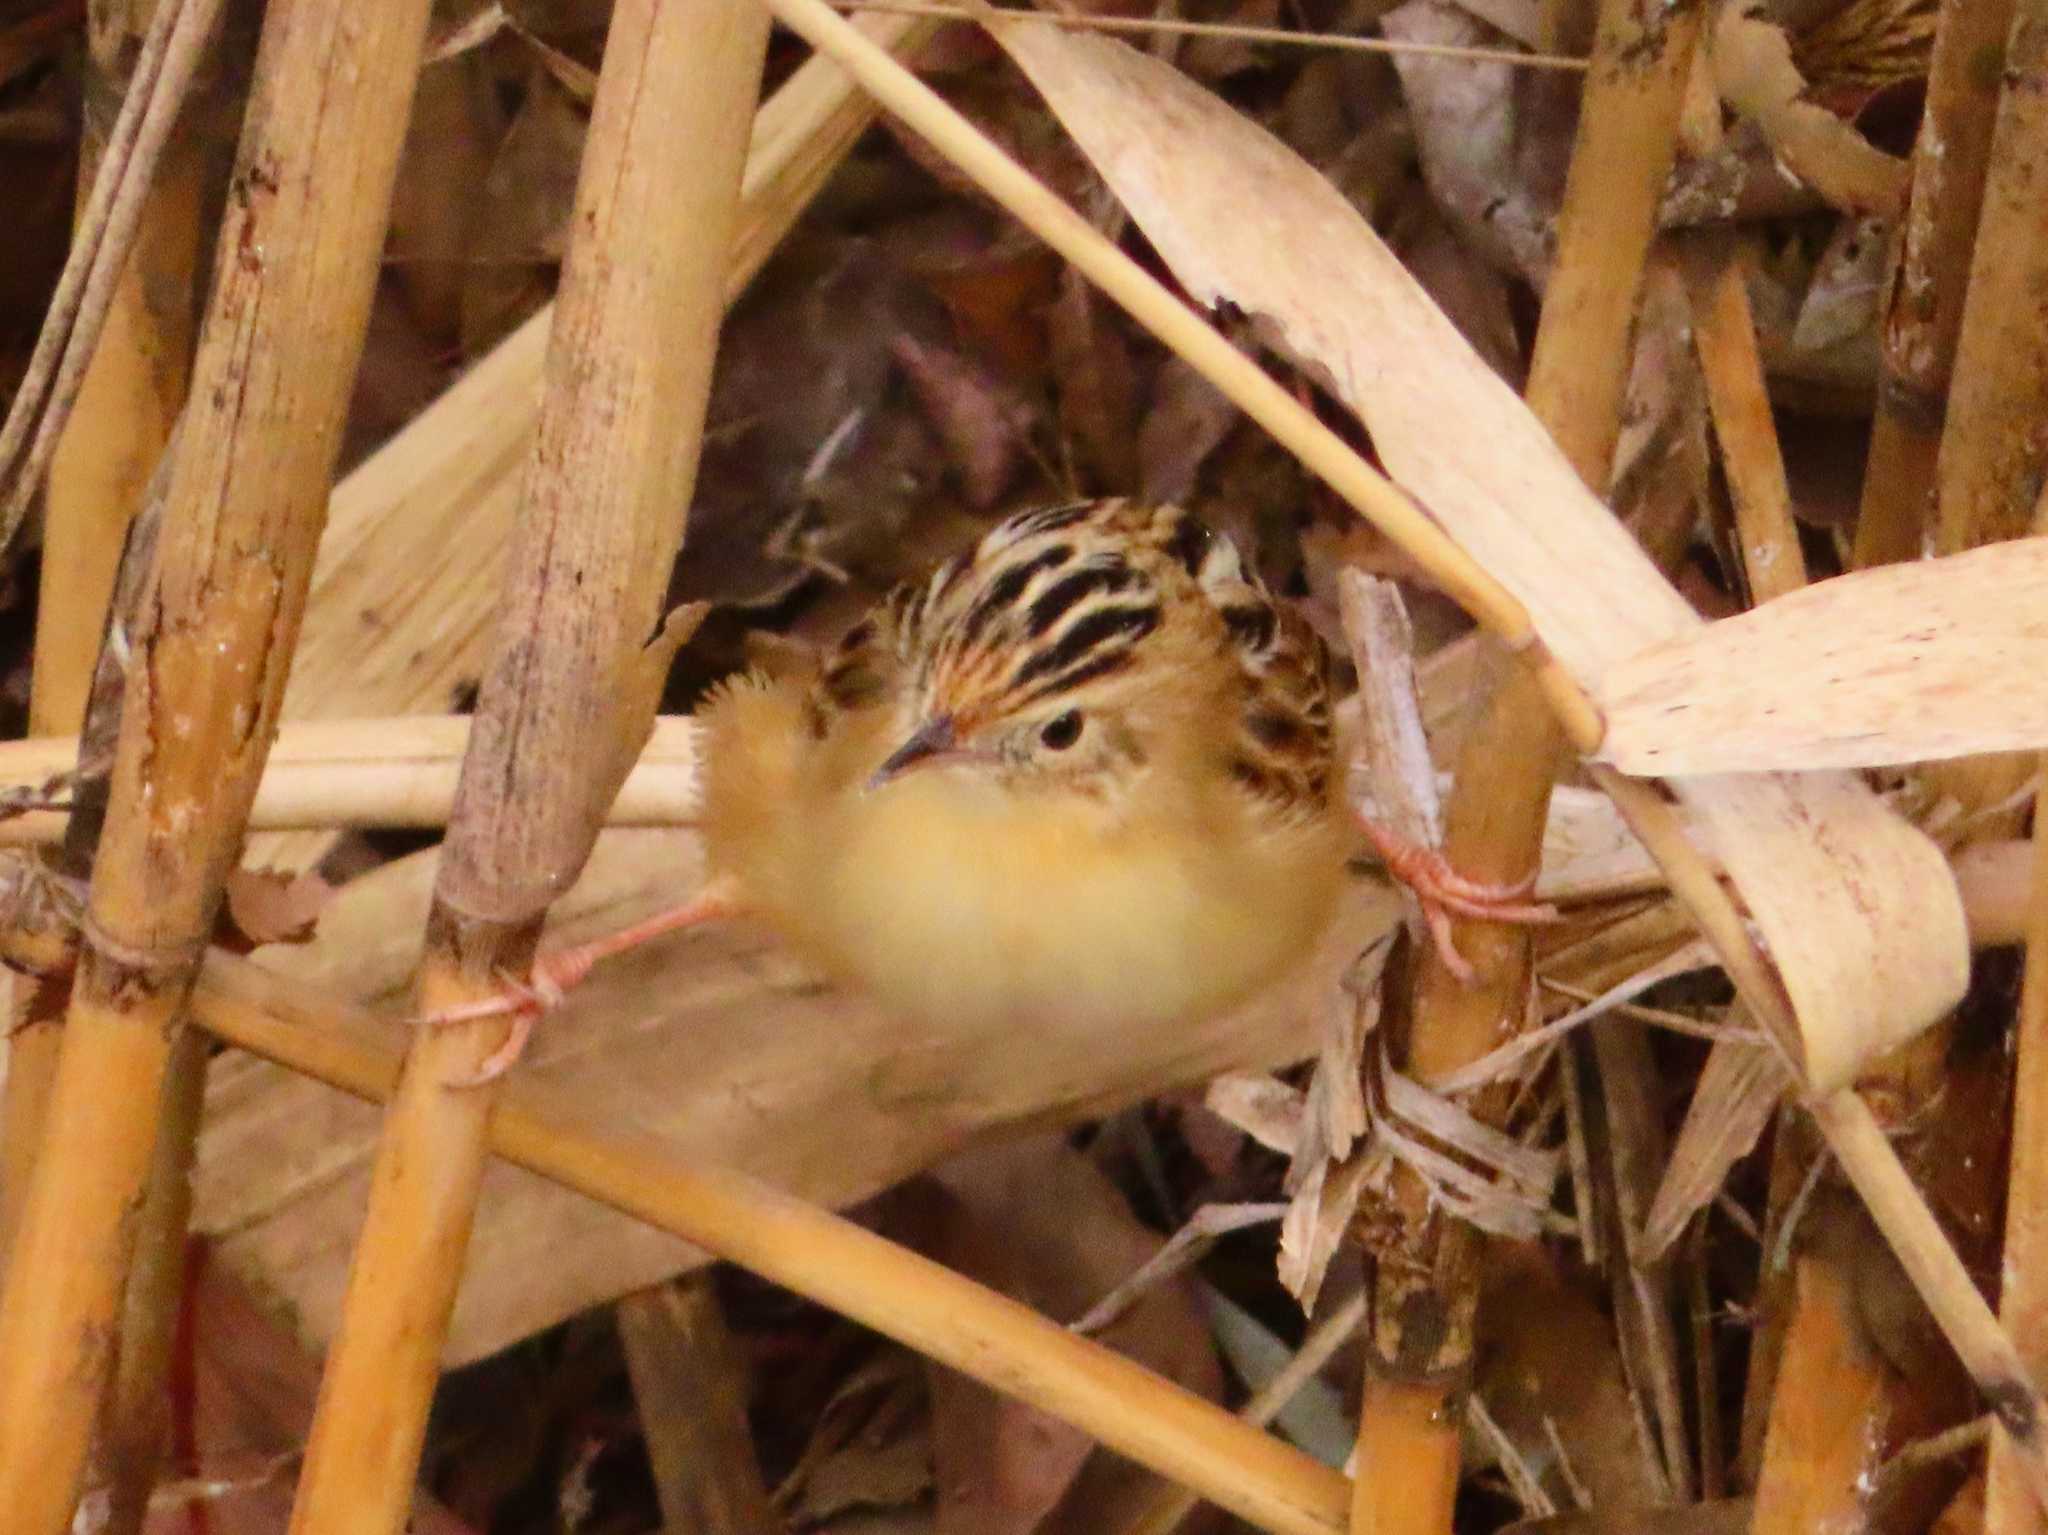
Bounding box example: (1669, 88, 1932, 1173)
(1039, 710, 1083, 751)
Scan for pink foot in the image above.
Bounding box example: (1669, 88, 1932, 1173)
(1356, 814, 1559, 983)
(423, 880, 741, 1086)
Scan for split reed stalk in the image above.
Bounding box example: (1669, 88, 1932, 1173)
(1933, 0, 2048, 558)
(1851, 0, 2014, 569)
(1350, 0, 1700, 1526)
(0, 4, 435, 1531)
(185, 949, 1351, 1535)
(0, 0, 224, 1262)
(1685, 235, 1807, 604)
(284, 3, 770, 1531)
(1920, 0, 2048, 819)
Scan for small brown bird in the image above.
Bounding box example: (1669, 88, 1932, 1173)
(449, 499, 1546, 1071)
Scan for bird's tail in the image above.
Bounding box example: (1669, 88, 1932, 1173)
(695, 671, 811, 910)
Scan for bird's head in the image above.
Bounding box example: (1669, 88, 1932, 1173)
(861, 502, 1225, 797)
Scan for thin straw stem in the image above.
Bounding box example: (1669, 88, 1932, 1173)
(828, 0, 1589, 68)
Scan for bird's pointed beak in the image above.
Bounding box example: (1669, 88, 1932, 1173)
(867, 714, 965, 791)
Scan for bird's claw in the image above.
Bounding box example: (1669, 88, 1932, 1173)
(1358, 813, 1561, 985)
(420, 955, 581, 1088)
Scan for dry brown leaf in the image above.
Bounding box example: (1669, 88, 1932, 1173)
(985, 18, 1964, 1091)
(1136, 356, 1238, 503)
(221, 869, 337, 950)
(1638, 1034, 1780, 1265)
(1047, 265, 1138, 490)
(1477, 1243, 1669, 1511)
(889, 332, 1029, 509)
(1381, 0, 1562, 285)
(1596, 537, 2048, 773)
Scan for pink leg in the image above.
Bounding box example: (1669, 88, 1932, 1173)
(1355, 811, 1559, 983)
(424, 878, 742, 1084)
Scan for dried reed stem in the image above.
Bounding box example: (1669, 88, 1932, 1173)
(0, 715, 700, 842)
(1851, 0, 2014, 568)
(1, 0, 231, 1266)
(1351, 0, 1700, 1526)
(96, 1028, 208, 1535)
(1982, 491, 2048, 1530)
(29, 18, 248, 1526)
(0, 0, 226, 555)
(188, 949, 1351, 1535)
(1684, 235, 1808, 604)
(1933, 0, 2048, 557)
(0, 3, 435, 1530)
(1748, 1251, 1898, 1534)
(285, 4, 768, 1531)
(1917, 0, 2048, 820)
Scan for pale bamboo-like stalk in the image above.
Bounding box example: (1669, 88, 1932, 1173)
(1851, 0, 2014, 568)
(96, 1028, 207, 1535)
(44, 16, 248, 1528)
(1989, 813, 2048, 1530)
(0, 3, 434, 1530)
(1985, 554, 2048, 1530)
(1921, 0, 2048, 820)
(0, 0, 217, 548)
(1747, 1252, 1898, 1534)
(0, 0, 221, 1265)
(1933, 0, 2048, 557)
(184, 950, 1351, 1535)
(1351, 0, 1700, 1525)
(1685, 235, 1807, 604)
(0, 716, 701, 842)
(285, 4, 769, 1531)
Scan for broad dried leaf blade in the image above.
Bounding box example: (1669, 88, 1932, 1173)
(984, 19, 1966, 1090)
(1598, 538, 2048, 773)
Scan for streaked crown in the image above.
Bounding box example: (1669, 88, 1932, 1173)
(815, 499, 1335, 818)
